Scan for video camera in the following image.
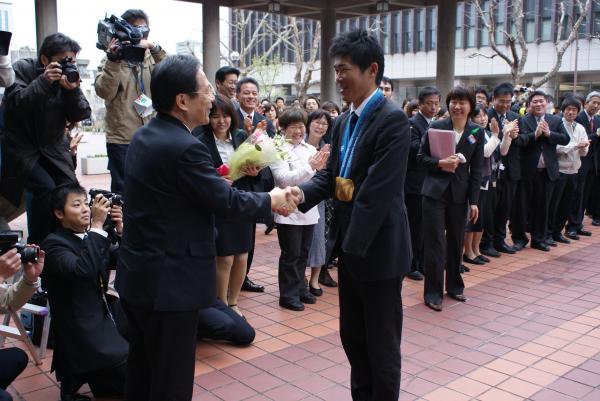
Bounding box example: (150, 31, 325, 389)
(88, 188, 123, 208)
(0, 231, 39, 264)
(0, 30, 12, 56)
(58, 57, 80, 83)
(96, 15, 148, 63)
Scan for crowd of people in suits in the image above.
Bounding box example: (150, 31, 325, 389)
(1, 13, 599, 400)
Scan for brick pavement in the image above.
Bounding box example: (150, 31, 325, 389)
(4, 174, 600, 400)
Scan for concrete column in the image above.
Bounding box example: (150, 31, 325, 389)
(320, 6, 337, 103)
(35, 0, 58, 49)
(436, 0, 457, 98)
(202, 2, 220, 85)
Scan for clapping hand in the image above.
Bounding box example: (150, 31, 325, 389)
(490, 118, 500, 137)
(309, 145, 330, 171)
(269, 187, 302, 216)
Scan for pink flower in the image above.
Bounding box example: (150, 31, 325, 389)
(216, 164, 230, 176)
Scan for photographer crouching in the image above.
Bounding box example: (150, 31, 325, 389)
(41, 183, 127, 401)
(0, 242, 44, 401)
(0, 33, 91, 244)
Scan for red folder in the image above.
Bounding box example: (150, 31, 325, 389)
(428, 128, 456, 172)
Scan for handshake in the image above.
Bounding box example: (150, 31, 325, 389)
(268, 187, 302, 216)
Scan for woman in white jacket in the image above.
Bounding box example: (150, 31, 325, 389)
(270, 108, 329, 311)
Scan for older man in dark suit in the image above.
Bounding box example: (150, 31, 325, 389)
(405, 86, 440, 280)
(297, 30, 411, 401)
(517, 90, 570, 251)
(115, 55, 298, 401)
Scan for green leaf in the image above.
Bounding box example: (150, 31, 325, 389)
(255, 144, 262, 151)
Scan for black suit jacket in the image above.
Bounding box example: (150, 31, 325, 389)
(115, 113, 272, 311)
(236, 108, 276, 137)
(41, 227, 127, 375)
(487, 108, 525, 180)
(575, 110, 600, 173)
(406, 112, 429, 194)
(299, 98, 412, 282)
(417, 118, 485, 205)
(519, 113, 570, 181)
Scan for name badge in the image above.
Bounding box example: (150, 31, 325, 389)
(467, 134, 477, 144)
(134, 93, 154, 118)
(335, 177, 355, 202)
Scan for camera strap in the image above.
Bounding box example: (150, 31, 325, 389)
(99, 275, 116, 326)
(133, 66, 145, 95)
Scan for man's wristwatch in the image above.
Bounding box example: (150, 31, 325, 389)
(24, 277, 41, 289)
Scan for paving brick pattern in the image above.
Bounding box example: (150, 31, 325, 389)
(4, 174, 600, 400)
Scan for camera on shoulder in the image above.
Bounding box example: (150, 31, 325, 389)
(96, 15, 148, 63)
(0, 231, 39, 263)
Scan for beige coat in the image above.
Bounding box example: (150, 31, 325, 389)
(94, 48, 167, 144)
(0, 278, 35, 313)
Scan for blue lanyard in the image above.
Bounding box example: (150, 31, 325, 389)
(339, 90, 385, 178)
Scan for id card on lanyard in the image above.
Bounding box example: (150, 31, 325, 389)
(133, 66, 154, 118)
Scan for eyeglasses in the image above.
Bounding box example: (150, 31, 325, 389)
(187, 83, 216, 98)
(312, 121, 329, 127)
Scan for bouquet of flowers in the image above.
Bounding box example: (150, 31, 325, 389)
(219, 128, 290, 181)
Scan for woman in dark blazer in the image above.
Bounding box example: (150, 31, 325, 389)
(417, 86, 484, 311)
(193, 95, 268, 317)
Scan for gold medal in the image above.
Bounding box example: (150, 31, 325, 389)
(335, 177, 355, 202)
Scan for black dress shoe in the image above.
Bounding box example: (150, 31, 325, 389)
(592, 219, 600, 226)
(476, 255, 490, 263)
(545, 238, 557, 247)
(512, 240, 528, 251)
(300, 293, 317, 304)
(531, 241, 550, 252)
(264, 223, 276, 235)
(425, 301, 443, 311)
(480, 246, 501, 257)
(463, 255, 485, 265)
(406, 270, 424, 280)
(242, 277, 265, 292)
(318, 269, 338, 287)
(309, 285, 323, 297)
(448, 293, 467, 302)
(279, 298, 305, 311)
(552, 233, 571, 244)
(459, 264, 470, 273)
(565, 231, 580, 240)
(577, 229, 592, 236)
(495, 242, 516, 254)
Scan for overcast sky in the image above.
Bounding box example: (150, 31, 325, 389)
(11, 0, 230, 69)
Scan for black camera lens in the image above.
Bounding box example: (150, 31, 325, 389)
(16, 244, 39, 264)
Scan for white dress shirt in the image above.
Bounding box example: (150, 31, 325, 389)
(214, 133, 234, 164)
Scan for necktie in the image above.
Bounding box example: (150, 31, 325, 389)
(348, 112, 359, 134)
(590, 118, 594, 134)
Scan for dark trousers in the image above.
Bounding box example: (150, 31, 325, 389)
(480, 184, 496, 248)
(567, 161, 594, 231)
(510, 179, 532, 244)
(0, 347, 27, 401)
(246, 223, 256, 274)
(276, 223, 314, 301)
(197, 299, 255, 345)
(530, 170, 555, 244)
(60, 361, 126, 399)
(338, 260, 403, 401)
(405, 192, 423, 272)
(422, 194, 467, 305)
(492, 178, 517, 246)
(106, 143, 129, 194)
(587, 169, 600, 219)
(25, 156, 73, 243)
(121, 301, 199, 401)
(550, 173, 577, 236)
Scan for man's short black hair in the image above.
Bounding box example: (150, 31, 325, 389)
(215, 66, 240, 84)
(418, 86, 441, 104)
(446, 86, 477, 118)
(236, 77, 260, 94)
(121, 9, 149, 25)
(276, 96, 285, 103)
(38, 33, 81, 63)
(492, 82, 514, 98)
(151, 54, 200, 113)
(529, 90, 547, 102)
(561, 95, 582, 112)
(381, 76, 394, 91)
(329, 29, 385, 85)
(49, 183, 87, 215)
(475, 86, 489, 101)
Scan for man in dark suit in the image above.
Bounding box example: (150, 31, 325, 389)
(42, 183, 127, 401)
(297, 30, 411, 401)
(568, 92, 600, 237)
(115, 55, 297, 401)
(405, 86, 440, 280)
(487, 83, 525, 254)
(235, 76, 276, 137)
(517, 91, 570, 251)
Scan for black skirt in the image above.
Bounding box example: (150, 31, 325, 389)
(215, 217, 254, 256)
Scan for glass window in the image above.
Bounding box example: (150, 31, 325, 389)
(480, 0, 490, 47)
(524, 0, 536, 42)
(465, 3, 477, 47)
(402, 10, 413, 53)
(540, 0, 552, 41)
(393, 12, 401, 53)
(427, 7, 437, 51)
(594, 1, 600, 35)
(456, 2, 464, 48)
(382, 13, 391, 54)
(494, 0, 506, 44)
(415, 8, 425, 51)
